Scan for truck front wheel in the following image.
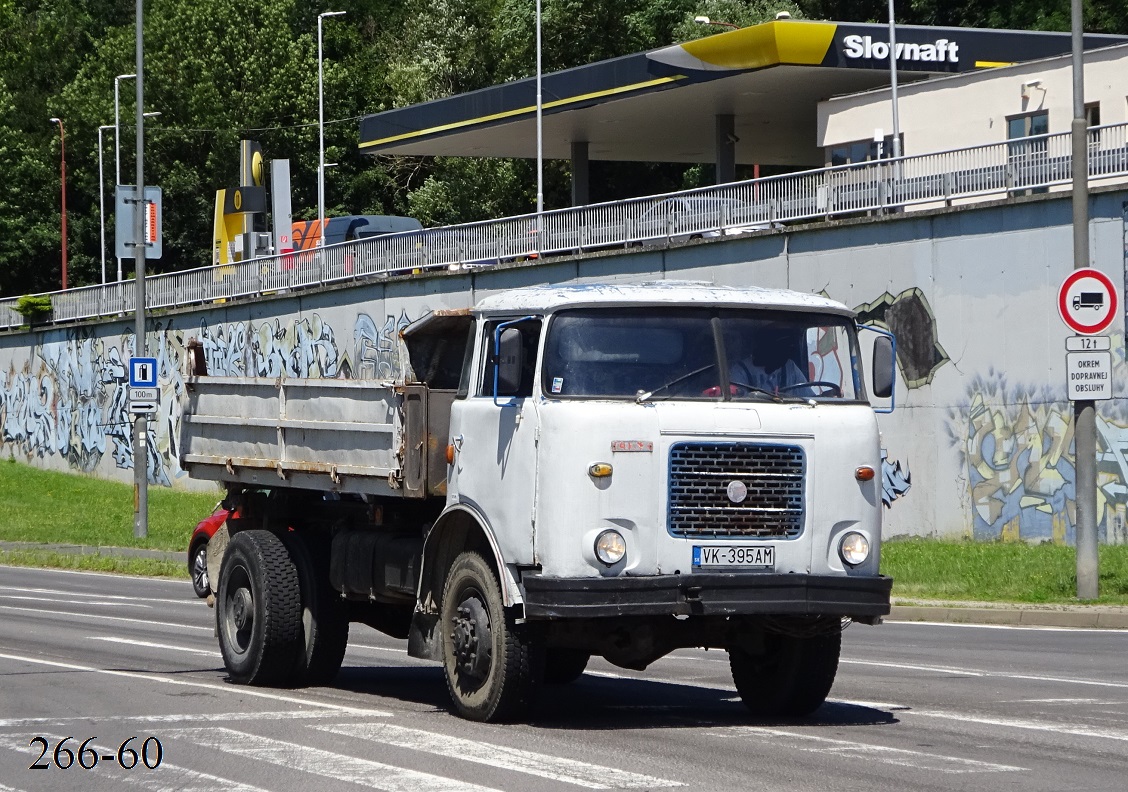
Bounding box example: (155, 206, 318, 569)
(440, 551, 543, 721)
(216, 530, 303, 685)
(728, 630, 841, 717)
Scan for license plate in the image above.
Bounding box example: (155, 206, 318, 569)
(693, 545, 775, 569)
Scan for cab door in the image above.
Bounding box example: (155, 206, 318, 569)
(447, 317, 543, 565)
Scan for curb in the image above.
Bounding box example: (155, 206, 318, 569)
(0, 541, 185, 565)
(889, 604, 1128, 630)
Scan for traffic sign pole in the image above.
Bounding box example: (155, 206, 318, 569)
(132, 0, 148, 540)
(1070, 3, 1096, 600)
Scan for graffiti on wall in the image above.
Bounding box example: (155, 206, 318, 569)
(352, 310, 412, 381)
(849, 287, 948, 508)
(0, 313, 348, 484)
(947, 362, 1128, 544)
(881, 449, 912, 507)
(856, 287, 949, 389)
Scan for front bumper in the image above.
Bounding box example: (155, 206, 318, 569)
(520, 572, 892, 619)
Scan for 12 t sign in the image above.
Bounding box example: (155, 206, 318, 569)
(1058, 268, 1118, 335)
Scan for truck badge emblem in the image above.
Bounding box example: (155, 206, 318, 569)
(726, 480, 748, 504)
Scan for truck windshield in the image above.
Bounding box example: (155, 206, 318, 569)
(541, 308, 861, 402)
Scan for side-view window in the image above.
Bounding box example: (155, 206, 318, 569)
(477, 318, 543, 398)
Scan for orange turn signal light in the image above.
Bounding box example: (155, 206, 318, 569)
(446, 444, 455, 465)
(855, 466, 876, 482)
(588, 463, 613, 478)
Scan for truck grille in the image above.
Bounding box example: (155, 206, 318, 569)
(668, 442, 805, 539)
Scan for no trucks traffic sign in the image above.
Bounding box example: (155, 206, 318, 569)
(1057, 268, 1118, 335)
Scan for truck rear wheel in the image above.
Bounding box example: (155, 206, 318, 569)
(440, 551, 543, 721)
(544, 649, 590, 685)
(284, 535, 349, 686)
(216, 530, 303, 685)
(728, 630, 841, 717)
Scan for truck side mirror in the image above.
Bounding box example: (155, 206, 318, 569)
(494, 327, 525, 398)
(871, 335, 894, 399)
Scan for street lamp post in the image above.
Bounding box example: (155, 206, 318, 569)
(115, 72, 136, 282)
(318, 10, 346, 246)
(887, 0, 902, 160)
(97, 124, 114, 284)
(535, 0, 543, 235)
(48, 117, 68, 290)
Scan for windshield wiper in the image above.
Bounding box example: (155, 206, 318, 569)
(727, 380, 786, 401)
(636, 364, 716, 403)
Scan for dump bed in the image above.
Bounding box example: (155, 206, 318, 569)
(180, 376, 452, 498)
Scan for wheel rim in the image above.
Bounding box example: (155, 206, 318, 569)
(191, 547, 209, 593)
(450, 590, 492, 684)
(222, 564, 255, 656)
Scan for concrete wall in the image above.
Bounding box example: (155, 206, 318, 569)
(1, 188, 1125, 545)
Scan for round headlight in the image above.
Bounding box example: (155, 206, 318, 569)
(594, 529, 626, 566)
(839, 532, 871, 566)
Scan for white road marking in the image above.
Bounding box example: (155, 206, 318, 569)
(0, 651, 392, 716)
(906, 708, 1128, 742)
(842, 659, 986, 676)
(718, 727, 1023, 773)
(0, 584, 191, 606)
(586, 670, 628, 679)
(89, 636, 219, 657)
(1, 593, 153, 608)
(890, 620, 1128, 635)
(314, 721, 683, 789)
(1010, 698, 1105, 704)
(0, 564, 184, 583)
(349, 643, 409, 653)
(0, 710, 343, 728)
(0, 604, 211, 631)
(2, 734, 270, 792)
(0, 782, 28, 792)
(841, 658, 1128, 689)
(172, 727, 504, 792)
(1005, 673, 1128, 690)
(834, 699, 912, 711)
(843, 698, 1128, 741)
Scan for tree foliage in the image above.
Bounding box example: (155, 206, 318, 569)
(0, 0, 1125, 295)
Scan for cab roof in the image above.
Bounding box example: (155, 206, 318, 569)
(472, 281, 853, 317)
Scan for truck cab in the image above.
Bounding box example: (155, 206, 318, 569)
(413, 282, 893, 719)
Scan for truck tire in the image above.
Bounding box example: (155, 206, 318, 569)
(544, 649, 590, 685)
(284, 535, 349, 686)
(216, 530, 303, 686)
(440, 551, 543, 721)
(728, 630, 841, 718)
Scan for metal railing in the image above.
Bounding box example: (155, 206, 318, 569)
(3, 122, 1126, 331)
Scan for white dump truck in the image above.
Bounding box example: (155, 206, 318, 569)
(180, 281, 896, 722)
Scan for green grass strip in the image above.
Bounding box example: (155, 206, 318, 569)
(0, 459, 221, 552)
(882, 537, 1128, 605)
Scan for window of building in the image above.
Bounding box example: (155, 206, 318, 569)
(1006, 110, 1049, 194)
(1085, 102, 1101, 128)
(1007, 110, 1048, 140)
(1086, 102, 1101, 143)
(827, 133, 904, 166)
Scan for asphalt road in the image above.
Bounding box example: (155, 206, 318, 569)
(1, 565, 1126, 792)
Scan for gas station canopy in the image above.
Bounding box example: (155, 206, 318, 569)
(359, 20, 1128, 169)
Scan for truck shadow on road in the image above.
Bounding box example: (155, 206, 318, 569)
(331, 665, 899, 730)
